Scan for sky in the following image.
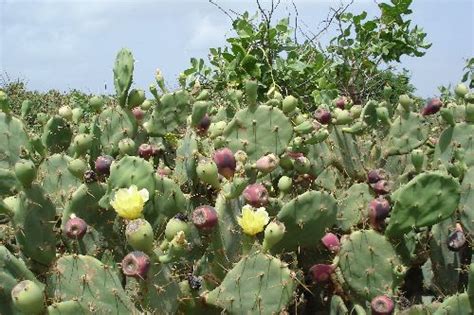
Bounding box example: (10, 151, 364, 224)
(0, 0, 472, 97)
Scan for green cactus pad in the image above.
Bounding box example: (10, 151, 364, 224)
(433, 293, 471, 315)
(0, 112, 32, 169)
(339, 229, 405, 302)
(435, 122, 474, 168)
(458, 166, 474, 236)
(13, 184, 57, 265)
(336, 183, 373, 232)
(99, 156, 155, 211)
(205, 252, 297, 314)
(0, 168, 18, 196)
(114, 48, 134, 107)
(174, 130, 199, 186)
(385, 172, 460, 237)
(384, 111, 428, 156)
(46, 301, 89, 314)
(42, 116, 72, 154)
(37, 153, 81, 212)
(147, 90, 192, 136)
(97, 106, 137, 155)
(223, 105, 293, 161)
(275, 190, 337, 251)
(47, 255, 137, 313)
(151, 175, 187, 222)
(0, 246, 40, 314)
(330, 295, 348, 314)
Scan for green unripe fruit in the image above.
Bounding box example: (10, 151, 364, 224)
(410, 149, 424, 172)
(118, 138, 136, 155)
(293, 156, 311, 174)
(282, 95, 298, 114)
(279, 155, 293, 170)
(21, 100, 33, 119)
(126, 218, 154, 252)
(350, 105, 362, 119)
(466, 93, 474, 104)
(89, 96, 104, 112)
(196, 89, 210, 101)
(209, 121, 227, 139)
(14, 159, 36, 187)
(165, 217, 190, 242)
(440, 107, 455, 126)
(58, 105, 73, 121)
(466, 103, 474, 123)
(294, 113, 308, 125)
(399, 94, 413, 111)
(71, 107, 83, 123)
(333, 108, 353, 125)
(245, 80, 258, 107)
(67, 158, 87, 179)
(196, 159, 220, 189)
(72, 133, 93, 156)
(140, 99, 152, 110)
(454, 83, 469, 98)
(278, 176, 292, 193)
(11, 280, 45, 314)
(376, 107, 391, 125)
(128, 89, 146, 108)
(0, 90, 10, 113)
(262, 221, 286, 251)
(191, 101, 210, 127)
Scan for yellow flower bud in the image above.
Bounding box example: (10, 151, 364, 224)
(110, 185, 149, 220)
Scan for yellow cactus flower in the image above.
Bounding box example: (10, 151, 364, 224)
(237, 205, 270, 236)
(110, 185, 149, 220)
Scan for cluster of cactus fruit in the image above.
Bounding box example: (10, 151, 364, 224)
(0, 48, 474, 315)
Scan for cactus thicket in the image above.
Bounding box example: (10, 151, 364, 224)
(0, 47, 473, 314)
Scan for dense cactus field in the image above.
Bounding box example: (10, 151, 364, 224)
(1, 0, 474, 312)
(0, 46, 473, 314)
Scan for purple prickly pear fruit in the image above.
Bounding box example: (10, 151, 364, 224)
(369, 197, 391, 230)
(243, 183, 269, 207)
(192, 205, 218, 231)
(187, 274, 203, 290)
(125, 219, 154, 252)
(309, 264, 334, 283)
(321, 232, 340, 253)
(421, 98, 443, 116)
(371, 295, 394, 315)
(83, 170, 97, 183)
(64, 217, 87, 240)
(11, 280, 45, 314)
(132, 107, 145, 121)
(121, 251, 150, 279)
(212, 148, 236, 180)
(255, 154, 279, 173)
(335, 97, 347, 109)
(371, 180, 391, 195)
(196, 113, 211, 134)
(95, 155, 113, 176)
(367, 169, 386, 184)
(447, 224, 466, 252)
(314, 108, 331, 125)
(138, 144, 154, 160)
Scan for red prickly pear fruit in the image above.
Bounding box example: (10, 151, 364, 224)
(132, 107, 145, 121)
(371, 180, 391, 195)
(321, 232, 340, 253)
(255, 154, 279, 174)
(242, 183, 269, 207)
(314, 108, 332, 125)
(212, 148, 236, 180)
(138, 144, 154, 160)
(447, 224, 466, 252)
(369, 197, 391, 230)
(421, 98, 443, 116)
(95, 155, 113, 176)
(121, 251, 151, 279)
(309, 264, 334, 283)
(367, 169, 386, 184)
(83, 170, 97, 183)
(11, 280, 45, 314)
(371, 295, 395, 315)
(335, 97, 347, 109)
(196, 113, 211, 134)
(192, 205, 218, 231)
(64, 217, 88, 240)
